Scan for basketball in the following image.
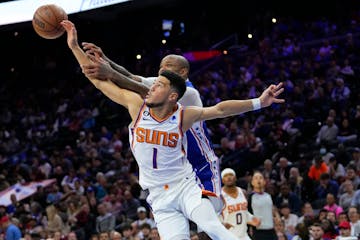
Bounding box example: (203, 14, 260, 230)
(32, 4, 68, 39)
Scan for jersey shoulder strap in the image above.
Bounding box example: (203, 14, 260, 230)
(247, 191, 255, 214)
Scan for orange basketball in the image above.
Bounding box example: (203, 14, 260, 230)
(32, 4, 68, 39)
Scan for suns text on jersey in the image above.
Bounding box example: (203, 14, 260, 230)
(135, 127, 179, 147)
(227, 202, 248, 213)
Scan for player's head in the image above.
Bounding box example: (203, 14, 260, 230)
(221, 168, 237, 187)
(146, 70, 186, 108)
(159, 54, 190, 79)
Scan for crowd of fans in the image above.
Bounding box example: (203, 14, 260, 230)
(1, 5, 360, 240)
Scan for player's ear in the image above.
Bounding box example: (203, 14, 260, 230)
(180, 67, 188, 78)
(169, 91, 179, 102)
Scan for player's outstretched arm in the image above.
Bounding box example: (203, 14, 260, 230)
(183, 83, 284, 130)
(61, 20, 143, 119)
(82, 42, 140, 80)
(81, 42, 148, 97)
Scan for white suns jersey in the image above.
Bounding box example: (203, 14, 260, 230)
(129, 102, 194, 189)
(221, 187, 253, 239)
(141, 77, 221, 196)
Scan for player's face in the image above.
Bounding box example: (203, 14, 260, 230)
(222, 173, 236, 187)
(145, 76, 171, 108)
(159, 57, 182, 76)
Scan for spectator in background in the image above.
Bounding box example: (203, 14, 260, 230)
(279, 203, 298, 236)
(275, 157, 292, 186)
(261, 159, 277, 184)
(323, 193, 343, 218)
(339, 164, 360, 196)
(131, 206, 156, 237)
(45, 205, 66, 237)
(308, 155, 329, 181)
(349, 148, 360, 170)
(314, 173, 339, 209)
(95, 203, 116, 234)
(288, 167, 303, 199)
(315, 116, 339, 148)
(347, 206, 360, 237)
(336, 118, 357, 144)
(320, 218, 338, 240)
(67, 231, 78, 240)
(0, 215, 22, 240)
(149, 227, 160, 240)
(328, 156, 346, 182)
(297, 202, 316, 225)
(309, 222, 325, 240)
(331, 77, 351, 110)
(122, 190, 141, 221)
(339, 180, 355, 212)
(291, 222, 310, 240)
(98, 231, 110, 240)
(109, 230, 122, 240)
(274, 183, 302, 215)
(120, 224, 135, 240)
(335, 221, 357, 240)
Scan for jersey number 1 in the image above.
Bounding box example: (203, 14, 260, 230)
(152, 148, 158, 169)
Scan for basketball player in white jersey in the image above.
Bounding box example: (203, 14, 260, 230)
(61, 19, 284, 240)
(81, 44, 222, 211)
(220, 168, 261, 240)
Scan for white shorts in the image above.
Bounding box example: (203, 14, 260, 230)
(146, 175, 202, 240)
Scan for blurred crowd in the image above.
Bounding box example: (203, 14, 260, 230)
(1, 9, 360, 240)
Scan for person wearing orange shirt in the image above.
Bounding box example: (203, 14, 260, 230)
(308, 155, 329, 181)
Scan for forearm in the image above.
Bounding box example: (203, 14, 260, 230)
(211, 98, 261, 119)
(109, 60, 133, 78)
(70, 45, 103, 88)
(108, 71, 149, 98)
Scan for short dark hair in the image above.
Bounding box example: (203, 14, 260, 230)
(159, 70, 186, 100)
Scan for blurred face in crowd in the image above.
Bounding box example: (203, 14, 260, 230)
(339, 227, 351, 237)
(99, 232, 109, 240)
(110, 231, 122, 240)
(348, 207, 359, 222)
(302, 202, 314, 216)
(277, 232, 287, 240)
(310, 225, 324, 240)
(68, 232, 77, 240)
(326, 193, 336, 205)
(346, 168, 356, 180)
(274, 218, 285, 233)
(337, 212, 349, 223)
(150, 228, 160, 240)
(326, 211, 336, 223)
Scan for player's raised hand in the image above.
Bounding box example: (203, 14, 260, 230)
(82, 42, 110, 62)
(81, 54, 114, 81)
(259, 82, 285, 108)
(61, 20, 79, 50)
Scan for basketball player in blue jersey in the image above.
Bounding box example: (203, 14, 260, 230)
(81, 44, 223, 212)
(62, 20, 285, 240)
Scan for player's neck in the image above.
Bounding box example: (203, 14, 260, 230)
(150, 104, 178, 119)
(223, 185, 237, 194)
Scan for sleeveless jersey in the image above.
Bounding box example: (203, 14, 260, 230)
(221, 187, 253, 238)
(141, 77, 220, 196)
(129, 102, 194, 189)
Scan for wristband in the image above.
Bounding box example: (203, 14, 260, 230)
(251, 98, 261, 110)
